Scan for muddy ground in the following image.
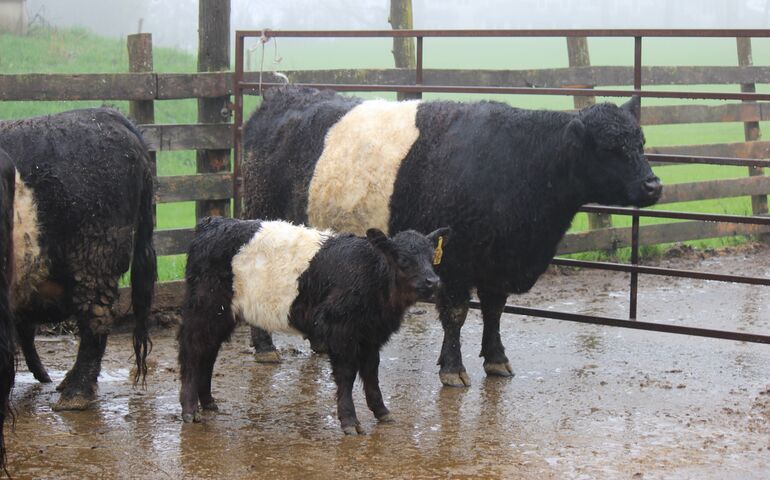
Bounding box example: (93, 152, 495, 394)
(6, 244, 770, 479)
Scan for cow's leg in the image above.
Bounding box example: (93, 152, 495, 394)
(53, 317, 109, 411)
(436, 286, 471, 387)
(16, 316, 51, 383)
(359, 347, 392, 423)
(54, 230, 130, 411)
(477, 288, 514, 377)
(330, 355, 362, 435)
(250, 326, 281, 363)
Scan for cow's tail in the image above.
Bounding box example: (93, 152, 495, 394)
(131, 149, 157, 387)
(0, 149, 16, 474)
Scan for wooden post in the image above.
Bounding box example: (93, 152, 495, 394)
(197, 0, 231, 219)
(567, 36, 612, 231)
(127, 33, 156, 221)
(736, 37, 768, 239)
(388, 0, 419, 101)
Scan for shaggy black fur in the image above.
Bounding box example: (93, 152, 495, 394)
(178, 216, 450, 434)
(0, 108, 157, 410)
(0, 147, 15, 474)
(241, 87, 661, 387)
(242, 87, 362, 223)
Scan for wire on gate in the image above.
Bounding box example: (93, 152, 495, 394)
(257, 29, 285, 95)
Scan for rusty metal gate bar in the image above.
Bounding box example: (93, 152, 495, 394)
(233, 28, 770, 345)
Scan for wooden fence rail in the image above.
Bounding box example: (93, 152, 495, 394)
(4, 65, 770, 100)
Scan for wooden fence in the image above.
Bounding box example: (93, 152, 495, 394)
(1, 34, 769, 310)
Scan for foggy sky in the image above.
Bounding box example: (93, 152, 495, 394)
(24, 0, 770, 52)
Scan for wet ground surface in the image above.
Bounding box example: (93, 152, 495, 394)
(6, 245, 770, 479)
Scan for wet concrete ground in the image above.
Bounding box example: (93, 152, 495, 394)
(6, 245, 770, 479)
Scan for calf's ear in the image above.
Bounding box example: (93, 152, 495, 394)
(427, 227, 452, 248)
(621, 95, 641, 121)
(366, 228, 397, 258)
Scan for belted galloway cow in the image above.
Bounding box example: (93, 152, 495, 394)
(0, 108, 156, 409)
(242, 87, 662, 387)
(0, 146, 15, 472)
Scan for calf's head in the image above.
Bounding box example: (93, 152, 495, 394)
(366, 227, 452, 301)
(565, 96, 662, 208)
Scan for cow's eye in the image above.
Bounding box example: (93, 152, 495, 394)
(397, 257, 412, 269)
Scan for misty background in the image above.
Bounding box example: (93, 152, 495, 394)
(24, 0, 770, 52)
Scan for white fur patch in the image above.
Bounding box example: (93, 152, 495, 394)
(11, 171, 48, 308)
(307, 99, 420, 236)
(230, 221, 332, 334)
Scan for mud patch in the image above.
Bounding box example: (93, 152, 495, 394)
(5, 245, 770, 479)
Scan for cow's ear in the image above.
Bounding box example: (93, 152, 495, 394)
(427, 227, 452, 248)
(366, 228, 397, 258)
(564, 117, 587, 148)
(621, 95, 641, 120)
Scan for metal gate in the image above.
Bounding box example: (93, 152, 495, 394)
(232, 28, 770, 345)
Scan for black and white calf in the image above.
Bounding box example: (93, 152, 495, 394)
(0, 108, 157, 410)
(242, 86, 662, 387)
(178, 217, 450, 434)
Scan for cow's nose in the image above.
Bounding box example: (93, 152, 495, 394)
(643, 176, 662, 198)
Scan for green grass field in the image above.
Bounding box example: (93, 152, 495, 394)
(0, 26, 767, 278)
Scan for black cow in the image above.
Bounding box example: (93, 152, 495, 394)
(242, 86, 662, 387)
(0, 147, 15, 473)
(178, 216, 450, 434)
(0, 108, 157, 410)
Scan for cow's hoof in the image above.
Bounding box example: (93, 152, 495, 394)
(182, 412, 202, 423)
(341, 423, 365, 436)
(377, 413, 395, 423)
(34, 371, 52, 384)
(253, 350, 281, 364)
(439, 370, 471, 387)
(484, 361, 515, 377)
(200, 400, 218, 411)
(52, 394, 94, 411)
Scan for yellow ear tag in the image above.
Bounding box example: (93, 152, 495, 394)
(432, 236, 444, 266)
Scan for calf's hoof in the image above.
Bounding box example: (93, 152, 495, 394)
(439, 370, 471, 388)
(253, 350, 281, 364)
(34, 371, 52, 384)
(52, 393, 95, 411)
(182, 411, 202, 423)
(484, 361, 515, 377)
(200, 399, 219, 411)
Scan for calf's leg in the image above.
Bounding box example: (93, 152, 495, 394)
(359, 348, 392, 422)
(197, 348, 220, 412)
(16, 316, 51, 383)
(436, 285, 471, 387)
(178, 319, 218, 422)
(179, 287, 237, 422)
(330, 355, 362, 435)
(477, 288, 514, 377)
